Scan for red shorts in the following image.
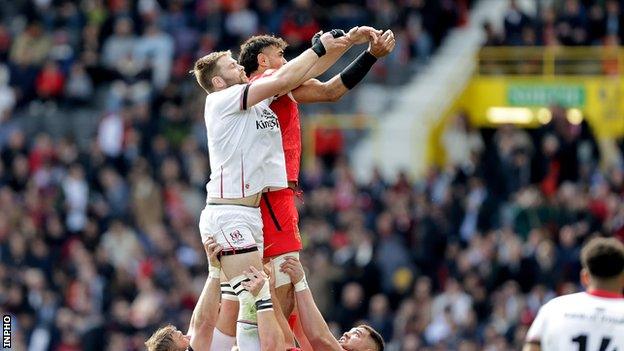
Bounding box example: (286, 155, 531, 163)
(260, 188, 302, 258)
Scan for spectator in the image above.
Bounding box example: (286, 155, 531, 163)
(134, 24, 174, 90)
(35, 60, 65, 101)
(101, 18, 136, 71)
(64, 62, 94, 106)
(503, 0, 531, 46)
(10, 22, 51, 67)
(280, 0, 320, 54)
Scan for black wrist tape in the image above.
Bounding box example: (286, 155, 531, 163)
(330, 29, 346, 38)
(339, 51, 378, 89)
(311, 40, 326, 57)
(312, 29, 344, 46)
(311, 32, 322, 46)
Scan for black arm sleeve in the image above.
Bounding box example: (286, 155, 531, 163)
(339, 50, 378, 89)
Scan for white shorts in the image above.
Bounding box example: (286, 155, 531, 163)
(199, 204, 264, 254)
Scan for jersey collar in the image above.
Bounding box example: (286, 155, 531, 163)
(587, 289, 623, 299)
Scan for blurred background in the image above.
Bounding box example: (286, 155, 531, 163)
(1, 0, 624, 350)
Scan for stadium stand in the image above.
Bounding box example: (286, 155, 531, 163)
(1, 0, 624, 351)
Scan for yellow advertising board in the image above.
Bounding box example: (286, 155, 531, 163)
(458, 76, 624, 138)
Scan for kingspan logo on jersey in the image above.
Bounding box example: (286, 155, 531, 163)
(256, 108, 280, 130)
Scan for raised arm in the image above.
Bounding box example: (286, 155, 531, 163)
(292, 29, 396, 104)
(280, 256, 343, 351)
(246, 33, 350, 108)
(188, 238, 223, 351)
(242, 266, 286, 351)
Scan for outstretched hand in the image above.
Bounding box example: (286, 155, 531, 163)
(348, 26, 383, 45)
(242, 266, 269, 297)
(319, 31, 351, 53)
(369, 29, 396, 58)
(204, 237, 223, 269)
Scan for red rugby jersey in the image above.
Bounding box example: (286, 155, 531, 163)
(250, 72, 301, 182)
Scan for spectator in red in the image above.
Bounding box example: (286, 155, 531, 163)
(280, 0, 320, 54)
(35, 60, 65, 101)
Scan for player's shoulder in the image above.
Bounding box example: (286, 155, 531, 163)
(207, 84, 245, 101)
(540, 292, 586, 310)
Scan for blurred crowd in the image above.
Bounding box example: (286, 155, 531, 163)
(3, 0, 624, 351)
(0, 0, 481, 351)
(0, 0, 470, 120)
(5, 95, 624, 350)
(484, 0, 624, 47)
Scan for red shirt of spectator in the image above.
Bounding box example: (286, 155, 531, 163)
(280, 8, 320, 46)
(35, 61, 65, 99)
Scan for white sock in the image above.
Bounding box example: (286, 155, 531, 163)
(209, 327, 236, 351)
(230, 274, 261, 351)
(236, 322, 261, 351)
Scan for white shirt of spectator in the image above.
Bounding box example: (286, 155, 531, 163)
(526, 291, 624, 351)
(98, 112, 123, 157)
(204, 84, 286, 199)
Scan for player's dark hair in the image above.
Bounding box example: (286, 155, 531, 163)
(359, 324, 385, 351)
(581, 237, 624, 279)
(239, 35, 288, 76)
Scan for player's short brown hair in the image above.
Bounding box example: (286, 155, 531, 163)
(239, 35, 288, 76)
(581, 237, 624, 279)
(359, 324, 385, 351)
(145, 324, 184, 351)
(191, 51, 230, 93)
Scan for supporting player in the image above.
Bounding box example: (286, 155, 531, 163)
(279, 256, 385, 351)
(145, 239, 296, 351)
(213, 27, 396, 350)
(192, 32, 349, 351)
(145, 238, 223, 351)
(523, 237, 624, 351)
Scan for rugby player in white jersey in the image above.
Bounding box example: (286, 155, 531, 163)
(524, 237, 624, 351)
(190, 32, 350, 351)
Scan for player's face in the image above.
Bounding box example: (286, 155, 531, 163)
(171, 327, 191, 349)
(338, 327, 375, 350)
(262, 45, 287, 69)
(217, 55, 249, 87)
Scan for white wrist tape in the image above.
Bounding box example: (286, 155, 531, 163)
(294, 277, 308, 292)
(209, 265, 220, 279)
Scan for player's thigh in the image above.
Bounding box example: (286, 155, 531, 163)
(275, 283, 295, 318)
(261, 189, 302, 258)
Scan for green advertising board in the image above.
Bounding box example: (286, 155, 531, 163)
(507, 84, 585, 107)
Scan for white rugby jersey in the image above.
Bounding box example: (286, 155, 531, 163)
(204, 83, 287, 199)
(526, 291, 624, 351)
